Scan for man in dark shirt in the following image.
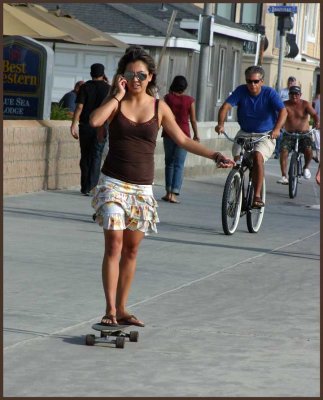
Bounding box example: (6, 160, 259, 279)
(71, 63, 111, 195)
(58, 80, 84, 118)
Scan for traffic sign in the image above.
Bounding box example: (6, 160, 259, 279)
(268, 5, 297, 14)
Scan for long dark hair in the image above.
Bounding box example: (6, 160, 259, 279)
(169, 75, 188, 93)
(110, 46, 158, 97)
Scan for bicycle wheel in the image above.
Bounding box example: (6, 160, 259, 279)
(222, 169, 243, 235)
(288, 152, 298, 198)
(246, 178, 266, 233)
(298, 155, 303, 177)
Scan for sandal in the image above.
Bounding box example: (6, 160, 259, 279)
(100, 314, 118, 327)
(252, 197, 265, 208)
(117, 314, 145, 327)
(161, 196, 170, 202)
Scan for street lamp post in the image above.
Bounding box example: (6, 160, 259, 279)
(276, 30, 286, 93)
(274, 11, 294, 92)
(196, 3, 213, 122)
(268, 5, 297, 92)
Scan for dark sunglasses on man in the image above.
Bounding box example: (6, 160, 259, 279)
(123, 71, 148, 82)
(246, 79, 263, 84)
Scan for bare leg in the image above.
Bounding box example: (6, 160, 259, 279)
(316, 163, 320, 185)
(304, 147, 313, 169)
(101, 229, 123, 324)
(116, 229, 145, 320)
(252, 151, 264, 199)
(279, 149, 289, 177)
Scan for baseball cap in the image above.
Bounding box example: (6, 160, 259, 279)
(289, 85, 301, 94)
(288, 76, 296, 82)
(90, 63, 105, 78)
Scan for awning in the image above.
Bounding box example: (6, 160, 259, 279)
(3, 3, 128, 49)
(3, 3, 67, 38)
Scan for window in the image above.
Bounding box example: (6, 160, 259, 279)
(240, 3, 262, 25)
(295, 6, 302, 46)
(302, 8, 309, 52)
(216, 47, 226, 103)
(216, 4, 235, 21)
(228, 50, 239, 119)
(306, 3, 318, 41)
(167, 58, 174, 89)
(301, 3, 319, 52)
(208, 47, 216, 84)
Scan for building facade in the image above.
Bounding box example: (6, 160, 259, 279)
(42, 2, 260, 121)
(199, 2, 320, 104)
(6, 3, 320, 122)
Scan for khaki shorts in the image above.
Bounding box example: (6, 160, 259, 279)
(232, 130, 276, 162)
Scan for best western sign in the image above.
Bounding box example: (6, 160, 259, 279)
(3, 36, 54, 119)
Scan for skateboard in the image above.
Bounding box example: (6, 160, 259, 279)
(85, 323, 139, 349)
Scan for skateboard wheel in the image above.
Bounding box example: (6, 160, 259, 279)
(85, 334, 95, 346)
(116, 337, 125, 349)
(129, 331, 139, 342)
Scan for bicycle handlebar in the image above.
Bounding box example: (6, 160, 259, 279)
(282, 129, 315, 139)
(220, 131, 271, 144)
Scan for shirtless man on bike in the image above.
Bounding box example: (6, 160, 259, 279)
(215, 66, 287, 208)
(277, 85, 320, 184)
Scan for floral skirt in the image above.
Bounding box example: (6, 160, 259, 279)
(91, 174, 159, 234)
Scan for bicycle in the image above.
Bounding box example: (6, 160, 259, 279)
(221, 131, 271, 235)
(283, 129, 316, 199)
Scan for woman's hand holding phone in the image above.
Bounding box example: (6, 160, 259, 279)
(116, 74, 127, 98)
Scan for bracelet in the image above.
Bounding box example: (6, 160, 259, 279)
(113, 96, 121, 104)
(213, 152, 221, 163)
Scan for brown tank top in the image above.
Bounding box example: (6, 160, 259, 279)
(101, 99, 159, 184)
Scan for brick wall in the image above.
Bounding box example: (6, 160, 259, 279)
(3, 120, 238, 196)
(4, 120, 80, 195)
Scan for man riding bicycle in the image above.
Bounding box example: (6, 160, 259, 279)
(277, 85, 320, 184)
(215, 66, 287, 208)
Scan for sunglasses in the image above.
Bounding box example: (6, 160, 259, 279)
(123, 71, 148, 82)
(289, 92, 301, 96)
(246, 79, 262, 84)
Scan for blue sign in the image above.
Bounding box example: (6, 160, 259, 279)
(3, 44, 40, 93)
(268, 5, 297, 14)
(3, 36, 54, 120)
(4, 95, 39, 117)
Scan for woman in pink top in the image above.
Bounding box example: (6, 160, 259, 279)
(161, 76, 200, 203)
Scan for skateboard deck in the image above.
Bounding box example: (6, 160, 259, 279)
(85, 323, 139, 348)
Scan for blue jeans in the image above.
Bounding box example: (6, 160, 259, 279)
(163, 136, 187, 195)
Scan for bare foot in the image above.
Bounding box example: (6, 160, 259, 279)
(161, 192, 171, 202)
(169, 194, 180, 204)
(100, 314, 118, 326)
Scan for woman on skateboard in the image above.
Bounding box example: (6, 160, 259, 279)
(89, 46, 234, 327)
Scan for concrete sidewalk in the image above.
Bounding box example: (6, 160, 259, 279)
(4, 159, 320, 397)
